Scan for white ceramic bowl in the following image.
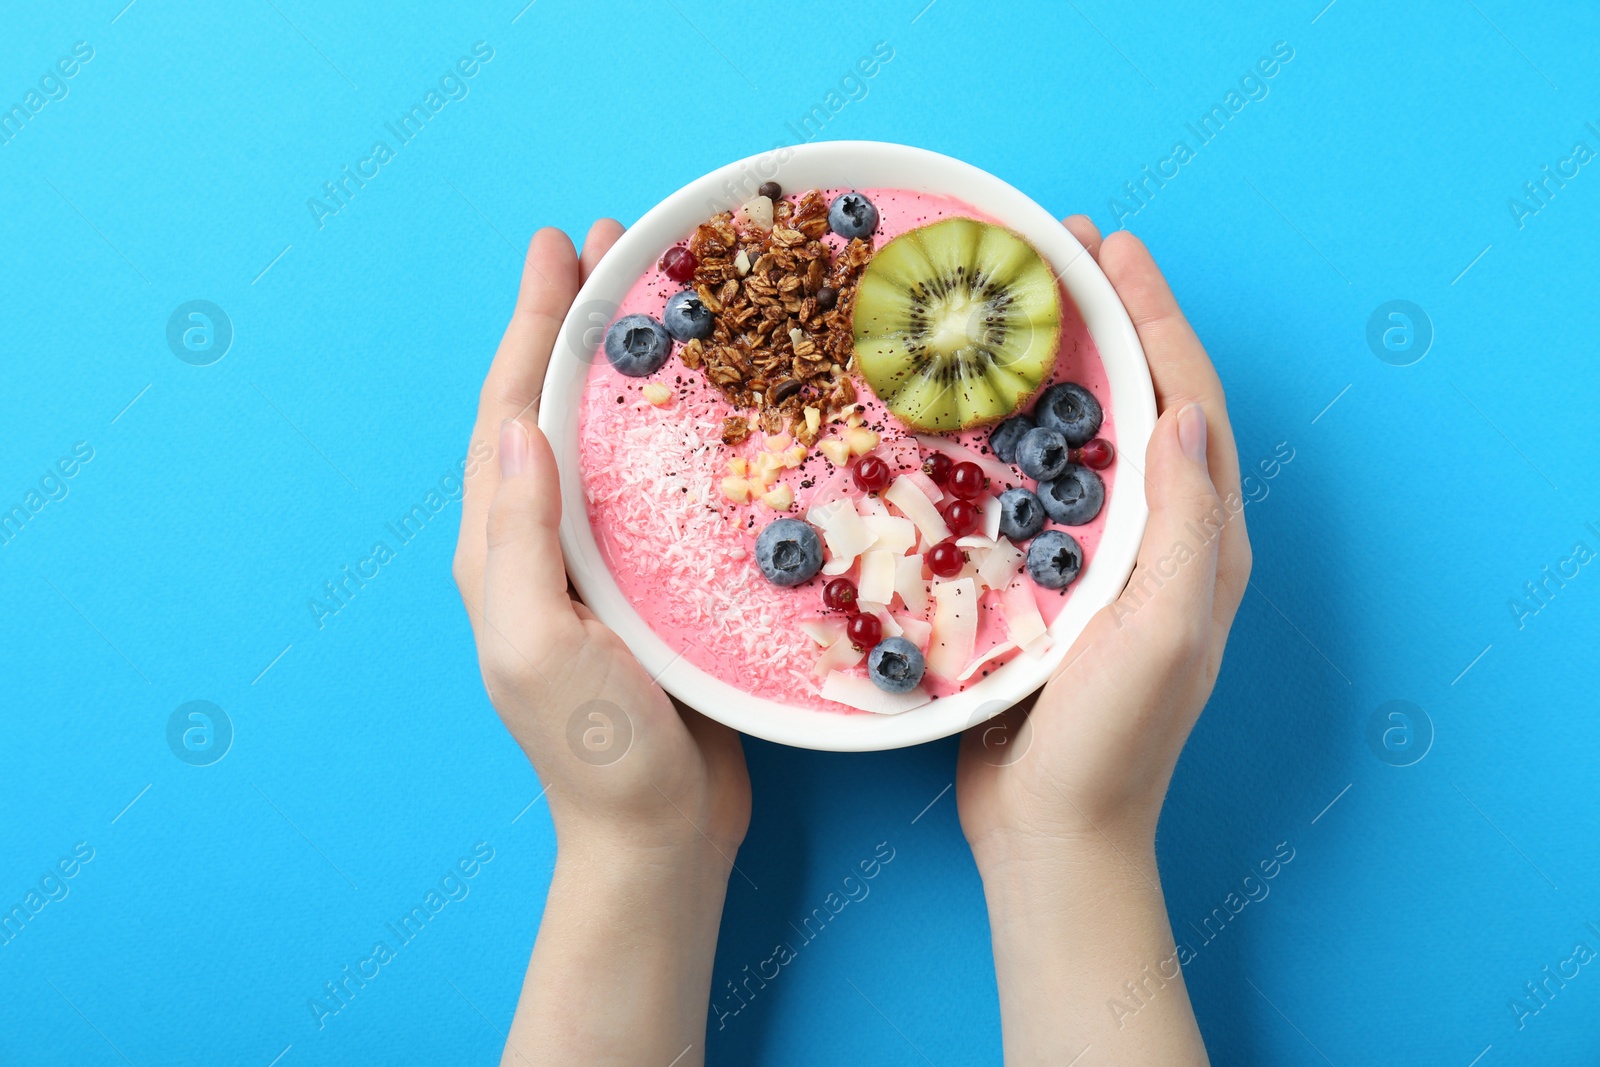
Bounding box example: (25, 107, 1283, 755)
(541, 141, 1155, 752)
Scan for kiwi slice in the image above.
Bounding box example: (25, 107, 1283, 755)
(852, 218, 1061, 432)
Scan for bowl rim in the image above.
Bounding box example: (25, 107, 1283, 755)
(539, 140, 1155, 752)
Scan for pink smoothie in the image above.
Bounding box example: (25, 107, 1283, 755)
(577, 189, 1116, 714)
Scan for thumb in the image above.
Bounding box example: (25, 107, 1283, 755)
(1114, 403, 1226, 635)
(481, 417, 577, 655)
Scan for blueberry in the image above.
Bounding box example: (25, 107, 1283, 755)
(1015, 426, 1069, 482)
(990, 414, 1035, 465)
(828, 192, 878, 239)
(867, 636, 925, 693)
(997, 487, 1046, 542)
(662, 290, 713, 342)
(1026, 530, 1083, 590)
(754, 518, 823, 587)
(1035, 382, 1103, 447)
(603, 314, 671, 377)
(1037, 464, 1105, 525)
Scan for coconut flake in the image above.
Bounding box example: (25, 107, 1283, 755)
(957, 640, 1019, 682)
(1001, 578, 1048, 649)
(927, 578, 978, 681)
(813, 635, 865, 678)
(978, 537, 1026, 590)
(893, 612, 932, 651)
(885, 477, 952, 545)
(1023, 632, 1054, 657)
(820, 671, 931, 715)
(822, 554, 856, 576)
(981, 494, 1003, 540)
(856, 494, 890, 520)
(736, 195, 775, 231)
(800, 618, 846, 646)
(902, 469, 946, 506)
(858, 549, 897, 606)
(914, 433, 1016, 485)
(865, 604, 902, 638)
(808, 500, 875, 563)
(894, 554, 929, 614)
(863, 514, 917, 555)
(876, 435, 922, 473)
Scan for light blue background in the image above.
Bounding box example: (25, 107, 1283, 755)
(3, 1, 1597, 1064)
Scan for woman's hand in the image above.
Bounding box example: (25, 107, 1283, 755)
(452, 222, 750, 1067)
(956, 219, 1251, 1065)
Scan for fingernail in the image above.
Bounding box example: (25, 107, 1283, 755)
(1178, 403, 1207, 464)
(501, 418, 529, 477)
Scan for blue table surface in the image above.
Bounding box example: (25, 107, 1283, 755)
(3, 1, 1597, 1063)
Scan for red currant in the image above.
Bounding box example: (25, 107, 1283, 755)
(846, 611, 883, 651)
(922, 452, 953, 485)
(948, 461, 986, 500)
(927, 540, 966, 578)
(659, 246, 697, 283)
(943, 498, 981, 537)
(823, 578, 858, 612)
(1073, 438, 1114, 470)
(853, 454, 891, 493)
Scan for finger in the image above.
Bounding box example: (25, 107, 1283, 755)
(491, 226, 582, 426)
(1062, 214, 1103, 261)
(1098, 230, 1250, 621)
(1110, 403, 1221, 656)
(1098, 231, 1225, 426)
(580, 218, 626, 281)
(455, 229, 581, 607)
(481, 418, 578, 668)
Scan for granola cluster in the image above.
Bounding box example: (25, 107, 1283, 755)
(675, 189, 873, 447)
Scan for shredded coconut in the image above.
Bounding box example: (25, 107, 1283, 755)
(581, 384, 827, 706)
